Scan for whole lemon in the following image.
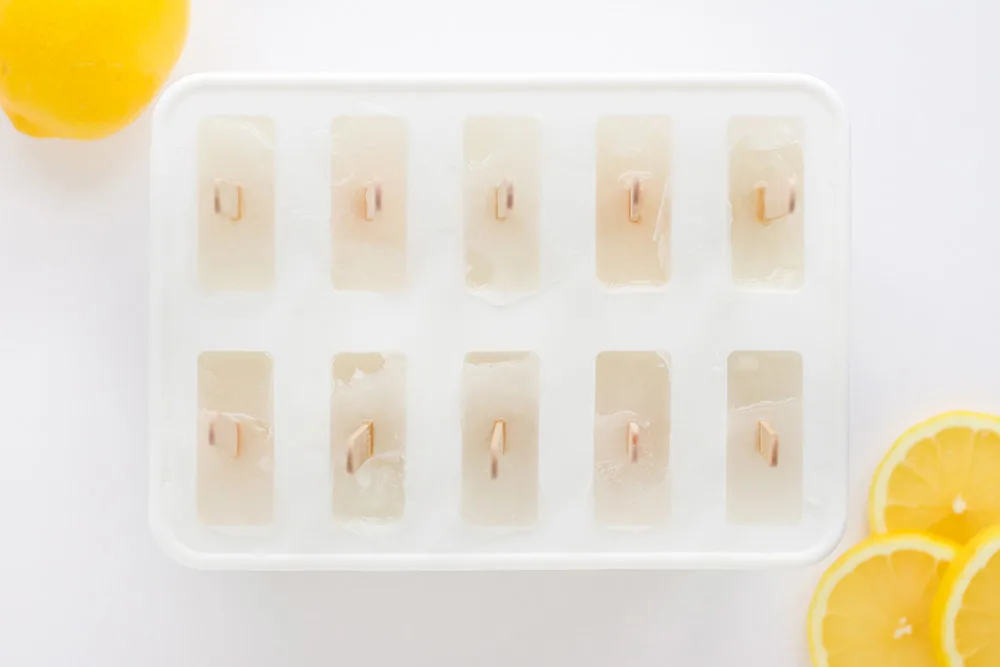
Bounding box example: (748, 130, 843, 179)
(0, 0, 189, 139)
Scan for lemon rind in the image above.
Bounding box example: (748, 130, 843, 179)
(933, 524, 1000, 667)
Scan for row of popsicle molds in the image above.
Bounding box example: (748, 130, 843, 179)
(199, 116, 804, 292)
(197, 350, 802, 530)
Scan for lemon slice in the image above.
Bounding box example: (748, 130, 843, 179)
(870, 411, 1000, 544)
(808, 532, 958, 667)
(932, 524, 1000, 666)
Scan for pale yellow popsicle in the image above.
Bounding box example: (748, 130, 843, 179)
(197, 351, 274, 525)
(331, 353, 406, 522)
(462, 352, 539, 526)
(331, 117, 408, 292)
(594, 351, 671, 526)
(596, 116, 671, 286)
(729, 117, 804, 288)
(198, 117, 275, 291)
(464, 118, 540, 292)
(726, 351, 802, 524)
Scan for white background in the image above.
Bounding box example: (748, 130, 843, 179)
(0, 0, 994, 665)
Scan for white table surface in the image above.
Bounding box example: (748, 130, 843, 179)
(0, 1, 995, 664)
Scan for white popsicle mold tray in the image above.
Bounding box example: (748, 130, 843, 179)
(149, 74, 850, 570)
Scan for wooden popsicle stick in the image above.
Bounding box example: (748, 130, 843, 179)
(753, 178, 797, 225)
(364, 181, 382, 221)
(346, 420, 375, 474)
(213, 179, 244, 222)
(756, 419, 779, 467)
(627, 178, 642, 223)
(495, 179, 514, 221)
(207, 412, 242, 459)
(489, 419, 506, 479)
(627, 420, 640, 463)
